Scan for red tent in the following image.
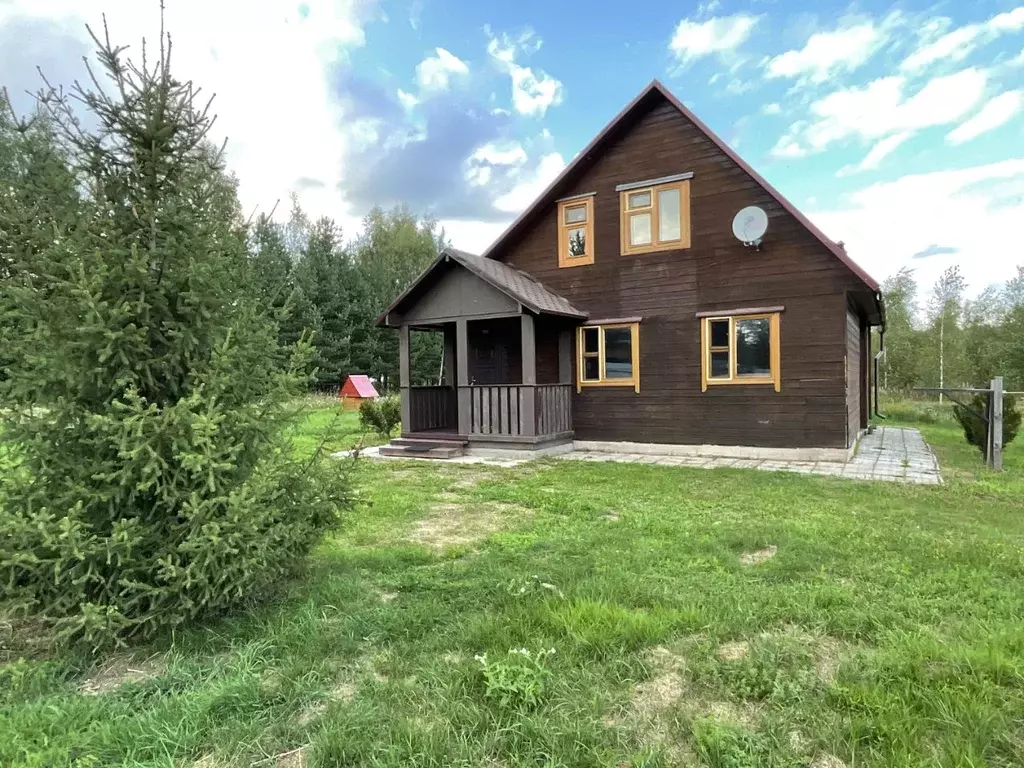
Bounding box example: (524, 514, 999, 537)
(340, 374, 379, 409)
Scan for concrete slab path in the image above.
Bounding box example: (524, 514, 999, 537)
(340, 427, 941, 485)
(556, 427, 942, 485)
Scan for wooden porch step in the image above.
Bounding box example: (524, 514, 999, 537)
(391, 436, 468, 448)
(379, 441, 465, 459)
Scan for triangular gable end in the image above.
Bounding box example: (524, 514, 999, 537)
(377, 247, 586, 327)
(481, 80, 880, 297)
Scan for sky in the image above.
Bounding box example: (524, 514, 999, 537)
(2, 0, 1023, 296)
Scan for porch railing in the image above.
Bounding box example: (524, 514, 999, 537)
(535, 384, 573, 435)
(469, 385, 524, 436)
(468, 384, 573, 438)
(408, 386, 457, 433)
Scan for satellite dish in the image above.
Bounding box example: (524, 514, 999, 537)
(732, 206, 768, 247)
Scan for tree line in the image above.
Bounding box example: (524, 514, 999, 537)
(2, 95, 446, 397)
(247, 199, 445, 392)
(879, 265, 1024, 394)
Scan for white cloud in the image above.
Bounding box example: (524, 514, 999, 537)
(438, 218, 512, 255)
(439, 150, 566, 254)
(492, 152, 565, 213)
(668, 13, 760, 65)
(947, 90, 1023, 144)
(902, 7, 1024, 72)
(471, 142, 529, 167)
(765, 19, 889, 84)
(770, 132, 807, 159)
(414, 47, 469, 91)
(396, 88, 419, 110)
(762, 102, 782, 115)
(464, 141, 529, 187)
(0, 0, 374, 232)
(857, 131, 914, 170)
(837, 131, 914, 175)
(486, 30, 563, 117)
(811, 159, 1024, 294)
(775, 68, 988, 156)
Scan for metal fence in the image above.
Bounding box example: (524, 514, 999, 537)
(913, 376, 1007, 470)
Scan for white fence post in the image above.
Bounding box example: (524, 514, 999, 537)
(991, 377, 1003, 472)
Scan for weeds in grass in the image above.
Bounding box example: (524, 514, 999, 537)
(475, 647, 556, 710)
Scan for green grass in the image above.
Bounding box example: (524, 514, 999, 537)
(287, 395, 392, 459)
(2, 402, 1024, 767)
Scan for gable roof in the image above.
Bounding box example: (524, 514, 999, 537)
(342, 374, 379, 398)
(376, 247, 586, 326)
(480, 80, 880, 294)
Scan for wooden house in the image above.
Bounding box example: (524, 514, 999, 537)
(377, 80, 883, 460)
(339, 374, 379, 410)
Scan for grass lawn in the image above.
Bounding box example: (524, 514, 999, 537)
(286, 395, 393, 458)
(2, 401, 1023, 767)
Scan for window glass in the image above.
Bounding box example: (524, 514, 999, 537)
(603, 327, 633, 379)
(710, 319, 729, 348)
(628, 190, 651, 209)
(658, 187, 681, 241)
(736, 318, 771, 376)
(710, 350, 730, 379)
(583, 356, 600, 381)
(583, 327, 599, 354)
(564, 204, 587, 224)
(629, 213, 652, 246)
(566, 227, 587, 258)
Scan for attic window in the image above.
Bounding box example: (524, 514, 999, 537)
(619, 178, 691, 256)
(557, 195, 595, 268)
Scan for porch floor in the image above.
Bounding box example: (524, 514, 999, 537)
(340, 427, 942, 484)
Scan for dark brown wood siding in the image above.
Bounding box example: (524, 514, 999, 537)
(846, 308, 861, 447)
(494, 97, 869, 448)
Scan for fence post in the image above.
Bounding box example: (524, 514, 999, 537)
(991, 377, 1003, 472)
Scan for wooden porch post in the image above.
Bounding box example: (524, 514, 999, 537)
(399, 324, 411, 435)
(521, 314, 537, 436)
(557, 328, 573, 384)
(442, 325, 456, 386)
(456, 319, 470, 436)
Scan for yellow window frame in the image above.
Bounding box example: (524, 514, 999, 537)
(557, 196, 595, 268)
(619, 179, 691, 256)
(576, 323, 640, 393)
(700, 312, 781, 392)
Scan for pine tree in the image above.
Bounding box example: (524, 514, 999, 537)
(248, 213, 321, 351)
(294, 216, 352, 389)
(0, 22, 349, 646)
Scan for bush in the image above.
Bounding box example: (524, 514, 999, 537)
(953, 392, 1020, 456)
(359, 395, 402, 438)
(0, 30, 350, 648)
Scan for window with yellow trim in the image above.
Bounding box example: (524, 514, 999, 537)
(577, 323, 640, 393)
(557, 197, 594, 268)
(700, 313, 781, 392)
(619, 180, 690, 255)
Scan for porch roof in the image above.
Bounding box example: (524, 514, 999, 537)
(377, 247, 587, 327)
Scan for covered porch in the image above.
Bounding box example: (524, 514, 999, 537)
(378, 248, 586, 451)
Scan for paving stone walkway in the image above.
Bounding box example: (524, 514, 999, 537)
(557, 427, 942, 485)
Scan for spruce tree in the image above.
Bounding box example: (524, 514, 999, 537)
(295, 216, 352, 389)
(0, 23, 349, 646)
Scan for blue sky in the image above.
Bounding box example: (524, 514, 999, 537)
(2, 0, 1023, 294)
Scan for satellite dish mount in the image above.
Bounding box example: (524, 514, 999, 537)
(732, 206, 769, 250)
